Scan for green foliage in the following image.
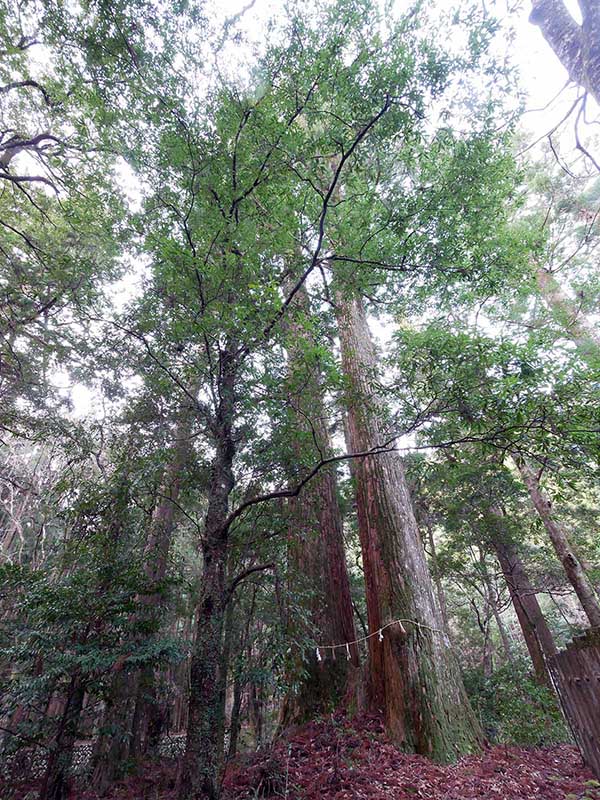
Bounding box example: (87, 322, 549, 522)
(2, 0, 599, 788)
(0, 461, 190, 753)
(463, 660, 568, 747)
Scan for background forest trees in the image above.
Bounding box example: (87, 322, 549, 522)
(1, 1, 599, 799)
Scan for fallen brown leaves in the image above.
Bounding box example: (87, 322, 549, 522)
(223, 714, 596, 800)
(4, 713, 597, 800)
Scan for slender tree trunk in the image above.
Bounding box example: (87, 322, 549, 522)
(140, 402, 197, 755)
(178, 477, 230, 800)
(216, 593, 236, 774)
(0, 487, 32, 561)
(169, 625, 191, 735)
(42, 474, 131, 799)
(516, 459, 600, 628)
(227, 673, 243, 761)
(280, 284, 359, 725)
(226, 587, 256, 763)
(481, 614, 494, 678)
(143, 407, 196, 590)
(129, 676, 145, 761)
(515, 270, 600, 629)
(179, 349, 236, 800)
(488, 508, 557, 686)
(335, 293, 482, 761)
(90, 671, 139, 795)
(424, 514, 450, 633)
(38, 676, 86, 800)
(470, 594, 494, 677)
(249, 680, 263, 749)
(1, 654, 46, 758)
(484, 577, 514, 664)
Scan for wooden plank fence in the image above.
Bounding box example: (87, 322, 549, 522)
(548, 629, 600, 779)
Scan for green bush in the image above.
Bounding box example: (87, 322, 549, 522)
(463, 659, 569, 746)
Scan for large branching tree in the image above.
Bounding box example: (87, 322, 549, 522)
(2, 1, 590, 798)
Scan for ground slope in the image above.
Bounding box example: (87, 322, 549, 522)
(5, 714, 598, 799)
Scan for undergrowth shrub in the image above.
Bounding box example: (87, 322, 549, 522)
(463, 659, 568, 746)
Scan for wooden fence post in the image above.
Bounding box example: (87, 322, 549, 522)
(548, 629, 600, 778)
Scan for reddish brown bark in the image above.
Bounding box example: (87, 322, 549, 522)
(336, 293, 482, 761)
(280, 284, 359, 724)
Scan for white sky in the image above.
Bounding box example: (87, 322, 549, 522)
(208, 0, 591, 136)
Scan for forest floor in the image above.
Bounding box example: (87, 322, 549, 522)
(5, 714, 598, 800)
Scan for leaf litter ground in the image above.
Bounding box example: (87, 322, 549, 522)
(5, 713, 598, 799)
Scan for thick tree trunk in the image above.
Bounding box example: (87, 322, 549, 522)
(530, 0, 600, 106)
(335, 293, 482, 761)
(179, 350, 236, 800)
(280, 284, 359, 725)
(516, 460, 600, 628)
(488, 508, 557, 686)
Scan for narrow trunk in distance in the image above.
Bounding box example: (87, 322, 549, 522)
(487, 507, 557, 687)
(482, 573, 514, 665)
(516, 459, 600, 629)
(41, 473, 131, 800)
(215, 588, 236, 774)
(38, 677, 86, 800)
